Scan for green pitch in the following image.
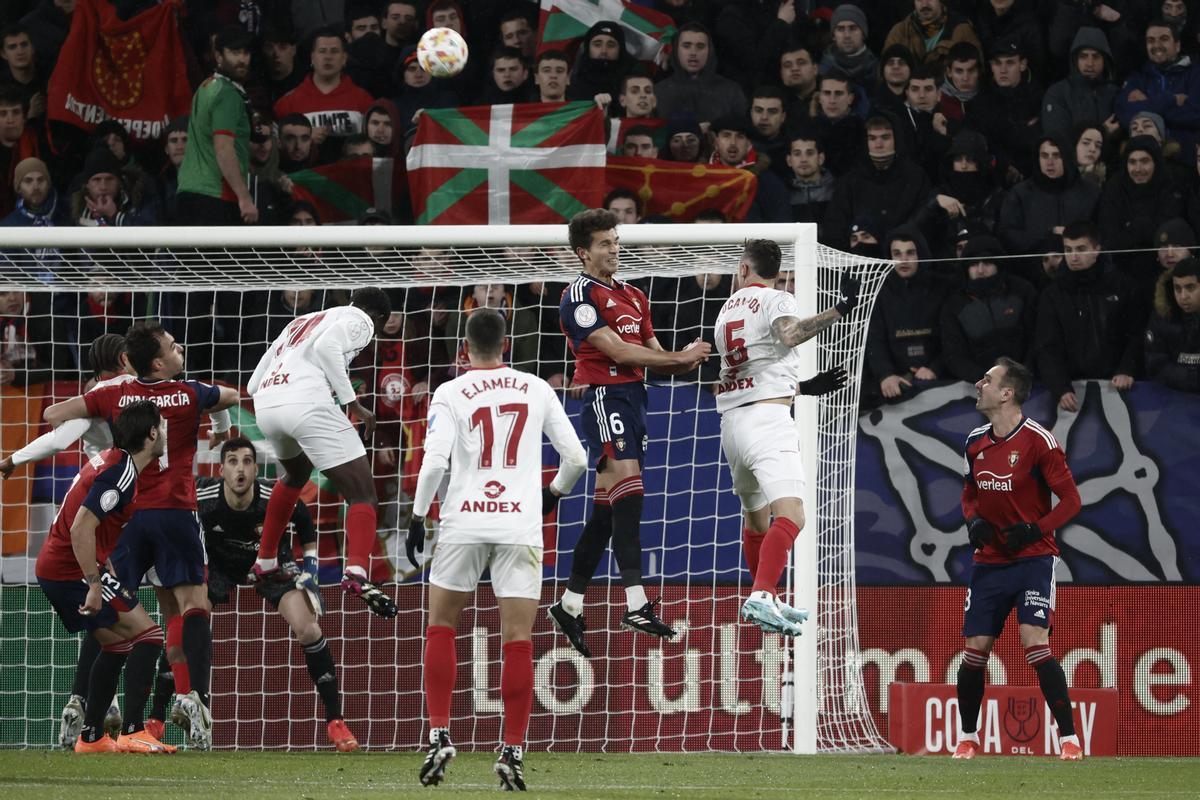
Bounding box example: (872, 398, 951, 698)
(1, 751, 1197, 799)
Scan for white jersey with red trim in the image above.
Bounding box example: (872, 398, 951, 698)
(713, 284, 803, 413)
(249, 305, 374, 409)
(418, 366, 585, 547)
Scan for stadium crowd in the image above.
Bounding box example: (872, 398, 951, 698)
(2, 0, 1199, 417)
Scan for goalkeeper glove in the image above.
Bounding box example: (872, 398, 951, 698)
(1002, 521, 1043, 554)
(406, 515, 427, 569)
(834, 269, 861, 316)
(295, 555, 323, 614)
(542, 486, 562, 516)
(966, 517, 995, 549)
(798, 367, 848, 397)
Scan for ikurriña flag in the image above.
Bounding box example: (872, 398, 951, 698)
(47, 0, 192, 142)
(605, 156, 757, 222)
(537, 0, 676, 64)
(288, 157, 402, 224)
(406, 101, 606, 225)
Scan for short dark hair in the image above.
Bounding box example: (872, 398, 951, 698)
(340, 132, 372, 154)
(499, 9, 533, 27)
(1147, 19, 1182, 42)
(0, 24, 31, 44)
(695, 209, 726, 223)
(788, 128, 824, 152)
(490, 45, 526, 68)
(995, 357, 1033, 405)
(124, 322, 168, 378)
(751, 84, 788, 105)
(946, 42, 980, 67)
(568, 208, 619, 252)
(351, 286, 392, 319)
(1062, 220, 1101, 245)
(619, 68, 652, 93)
(0, 84, 26, 113)
(345, 4, 380, 25)
(279, 112, 313, 130)
(865, 114, 894, 133)
(818, 72, 851, 91)
(742, 239, 783, 280)
(311, 25, 346, 50)
(623, 124, 656, 141)
(603, 187, 642, 216)
(780, 42, 815, 62)
(112, 400, 161, 453)
(87, 333, 126, 378)
(1172, 256, 1200, 281)
(220, 436, 257, 463)
(537, 49, 570, 69)
(908, 64, 941, 84)
(465, 307, 506, 356)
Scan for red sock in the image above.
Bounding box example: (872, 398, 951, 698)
(344, 503, 377, 574)
(751, 517, 801, 595)
(501, 640, 534, 747)
(166, 616, 190, 695)
(424, 626, 456, 729)
(257, 481, 304, 560)
(742, 527, 765, 579)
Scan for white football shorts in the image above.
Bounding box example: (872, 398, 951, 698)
(720, 402, 806, 512)
(429, 542, 543, 599)
(255, 403, 367, 471)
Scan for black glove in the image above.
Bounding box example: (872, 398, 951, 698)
(542, 486, 561, 516)
(406, 515, 427, 569)
(798, 367, 848, 397)
(834, 269, 861, 316)
(1002, 521, 1043, 554)
(966, 517, 995, 549)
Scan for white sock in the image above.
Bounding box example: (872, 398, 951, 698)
(1060, 734, 1079, 746)
(345, 565, 367, 579)
(255, 557, 278, 571)
(625, 585, 648, 612)
(958, 732, 980, 744)
(561, 589, 585, 616)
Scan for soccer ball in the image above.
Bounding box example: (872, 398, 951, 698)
(417, 27, 469, 78)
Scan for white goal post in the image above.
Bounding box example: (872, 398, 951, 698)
(0, 222, 892, 754)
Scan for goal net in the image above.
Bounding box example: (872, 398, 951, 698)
(0, 223, 892, 754)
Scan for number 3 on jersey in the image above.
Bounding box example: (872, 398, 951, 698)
(469, 404, 528, 468)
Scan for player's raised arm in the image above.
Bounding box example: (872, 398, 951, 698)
(1, 417, 94, 478)
(44, 395, 91, 427)
(770, 269, 861, 348)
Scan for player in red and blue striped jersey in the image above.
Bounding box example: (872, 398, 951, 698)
(35, 400, 173, 753)
(955, 357, 1084, 761)
(547, 208, 711, 656)
(44, 322, 241, 750)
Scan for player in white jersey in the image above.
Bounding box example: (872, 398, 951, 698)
(247, 287, 398, 618)
(405, 309, 586, 791)
(713, 240, 859, 635)
(0, 333, 232, 747)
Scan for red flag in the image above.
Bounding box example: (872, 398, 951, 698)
(47, 0, 191, 142)
(605, 156, 757, 222)
(288, 156, 404, 224)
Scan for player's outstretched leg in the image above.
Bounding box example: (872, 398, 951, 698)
(953, 646, 988, 759)
(495, 745, 526, 791)
(61, 633, 101, 747)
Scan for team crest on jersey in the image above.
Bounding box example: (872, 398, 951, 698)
(1009, 451, 1020, 467)
(483, 480, 506, 499)
(615, 437, 626, 452)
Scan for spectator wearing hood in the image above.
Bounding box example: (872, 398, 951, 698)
(1035, 220, 1144, 411)
(1047, 0, 1139, 79)
(823, 112, 930, 249)
(997, 135, 1101, 266)
(940, 235, 1038, 382)
(1098, 135, 1186, 299)
(821, 5, 879, 94)
(863, 225, 949, 406)
(566, 21, 635, 110)
(914, 129, 1006, 263)
(71, 147, 154, 226)
(364, 99, 401, 158)
(89, 119, 161, 221)
(973, 38, 1043, 182)
(973, 0, 1047, 79)
(1116, 20, 1200, 156)
(871, 43, 915, 116)
(655, 22, 747, 126)
(882, 0, 981, 67)
(1145, 253, 1200, 392)
(477, 45, 535, 105)
(1041, 28, 1119, 144)
(898, 63, 951, 178)
(1154, 217, 1196, 276)
(785, 129, 836, 227)
(708, 114, 790, 222)
(392, 45, 459, 148)
(1126, 109, 1195, 191)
